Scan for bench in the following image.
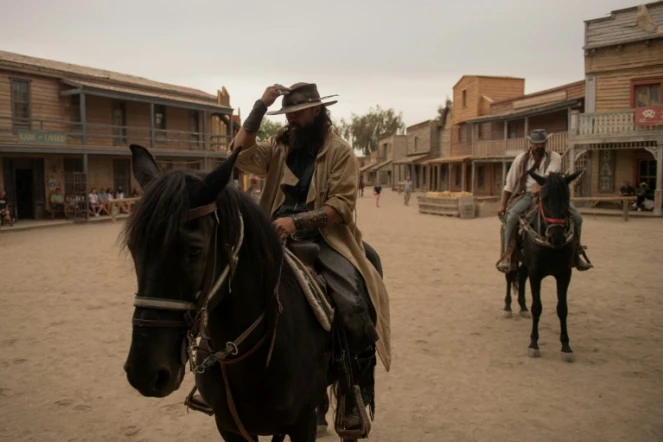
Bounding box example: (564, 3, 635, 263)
(109, 197, 140, 221)
(571, 196, 637, 221)
(46, 196, 69, 219)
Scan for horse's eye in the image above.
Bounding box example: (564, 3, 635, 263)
(186, 247, 203, 257)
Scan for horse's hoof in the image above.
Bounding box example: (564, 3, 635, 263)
(520, 311, 531, 319)
(317, 424, 328, 438)
(528, 348, 541, 358)
(503, 310, 513, 318)
(561, 352, 575, 363)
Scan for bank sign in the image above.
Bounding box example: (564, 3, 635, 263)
(635, 106, 663, 127)
(17, 130, 68, 145)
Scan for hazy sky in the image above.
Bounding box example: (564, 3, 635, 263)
(1, 0, 641, 127)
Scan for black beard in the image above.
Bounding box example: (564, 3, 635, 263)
(287, 123, 326, 155)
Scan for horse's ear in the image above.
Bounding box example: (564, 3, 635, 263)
(565, 170, 583, 184)
(130, 144, 160, 189)
(528, 170, 546, 186)
(198, 145, 243, 203)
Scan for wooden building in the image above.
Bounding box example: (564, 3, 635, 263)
(568, 2, 663, 215)
(465, 81, 585, 197)
(369, 134, 406, 188)
(0, 50, 234, 220)
(421, 102, 453, 192)
(447, 75, 526, 192)
(393, 120, 440, 191)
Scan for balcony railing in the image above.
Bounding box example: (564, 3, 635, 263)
(0, 115, 232, 152)
(571, 110, 663, 139)
(472, 132, 568, 158)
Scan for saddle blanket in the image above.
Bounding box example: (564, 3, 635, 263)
(283, 248, 334, 332)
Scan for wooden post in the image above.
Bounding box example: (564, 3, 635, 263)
(80, 93, 87, 145)
(202, 111, 208, 151)
(149, 103, 155, 149)
(568, 144, 576, 197)
(502, 160, 506, 187)
(623, 198, 629, 222)
(655, 145, 663, 216)
(471, 161, 476, 194)
(228, 113, 234, 150)
(448, 163, 452, 190)
(524, 116, 529, 137)
(83, 153, 89, 221)
(461, 161, 467, 192)
(437, 165, 442, 191)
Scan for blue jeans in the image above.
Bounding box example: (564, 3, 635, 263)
(502, 193, 583, 253)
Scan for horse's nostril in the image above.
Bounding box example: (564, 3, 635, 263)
(154, 369, 171, 391)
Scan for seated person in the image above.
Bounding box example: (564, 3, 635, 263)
(89, 187, 105, 216)
(620, 181, 635, 196)
(0, 189, 12, 224)
(50, 187, 66, 210)
(635, 182, 649, 210)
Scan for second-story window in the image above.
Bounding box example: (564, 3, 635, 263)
(112, 101, 127, 145)
(11, 79, 31, 131)
(155, 105, 166, 142)
(70, 95, 81, 133)
(462, 90, 467, 108)
(189, 110, 200, 148)
(633, 83, 662, 107)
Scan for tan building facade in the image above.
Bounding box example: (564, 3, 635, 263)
(569, 2, 663, 215)
(0, 50, 234, 220)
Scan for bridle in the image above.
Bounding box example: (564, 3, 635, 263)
(130, 200, 264, 372)
(521, 193, 574, 249)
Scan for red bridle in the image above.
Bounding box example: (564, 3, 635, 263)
(538, 200, 566, 225)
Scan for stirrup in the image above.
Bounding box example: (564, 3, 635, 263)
(184, 386, 214, 416)
(335, 385, 371, 439)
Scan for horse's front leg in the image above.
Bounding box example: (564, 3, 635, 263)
(528, 274, 543, 358)
(556, 270, 574, 362)
(518, 265, 530, 318)
(504, 271, 513, 318)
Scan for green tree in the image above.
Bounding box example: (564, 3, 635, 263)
(257, 119, 284, 141)
(337, 106, 405, 156)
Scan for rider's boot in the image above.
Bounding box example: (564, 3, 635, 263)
(574, 243, 593, 271)
(497, 229, 516, 273)
(342, 346, 376, 433)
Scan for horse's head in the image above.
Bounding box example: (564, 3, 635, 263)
(123, 144, 241, 398)
(529, 170, 582, 248)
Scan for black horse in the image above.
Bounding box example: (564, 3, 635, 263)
(123, 144, 381, 441)
(511, 170, 583, 362)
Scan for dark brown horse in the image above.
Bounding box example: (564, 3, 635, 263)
(514, 170, 583, 362)
(122, 144, 380, 441)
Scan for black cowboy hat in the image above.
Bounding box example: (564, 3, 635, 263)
(527, 129, 552, 144)
(266, 82, 338, 115)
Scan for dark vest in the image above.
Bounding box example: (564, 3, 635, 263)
(274, 147, 317, 219)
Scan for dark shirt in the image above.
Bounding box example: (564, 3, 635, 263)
(274, 147, 317, 219)
(374, 185, 382, 194)
(0, 197, 7, 211)
(620, 185, 635, 196)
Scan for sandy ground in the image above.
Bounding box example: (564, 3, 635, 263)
(1, 189, 662, 442)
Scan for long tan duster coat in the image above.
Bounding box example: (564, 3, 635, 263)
(233, 130, 391, 371)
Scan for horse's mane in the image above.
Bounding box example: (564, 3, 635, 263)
(122, 168, 296, 308)
(540, 172, 570, 215)
(123, 169, 204, 252)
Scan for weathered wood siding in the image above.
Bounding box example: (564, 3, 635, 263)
(476, 77, 525, 108)
(407, 121, 438, 155)
(1, 69, 221, 151)
(452, 76, 479, 125)
(594, 66, 663, 112)
(586, 39, 663, 74)
(585, 2, 663, 49)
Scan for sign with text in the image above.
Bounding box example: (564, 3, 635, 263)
(635, 106, 663, 127)
(17, 130, 68, 145)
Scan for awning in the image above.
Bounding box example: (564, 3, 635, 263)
(424, 155, 472, 165)
(60, 79, 232, 114)
(393, 154, 429, 165)
(374, 160, 393, 170)
(359, 162, 377, 172)
(464, 99, 581, 124)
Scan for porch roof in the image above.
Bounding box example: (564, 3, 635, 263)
(359, 162, 377, 172)
(424, 155, 472, 165)
(59, 79, 233, 114)
(374, 160, 393, 170)
(464, 99, 581, 124)
(393, 154, 429, 165)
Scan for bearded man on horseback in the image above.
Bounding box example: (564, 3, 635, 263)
(497, 129, 593, 273)
(230, 82, 391, 433)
